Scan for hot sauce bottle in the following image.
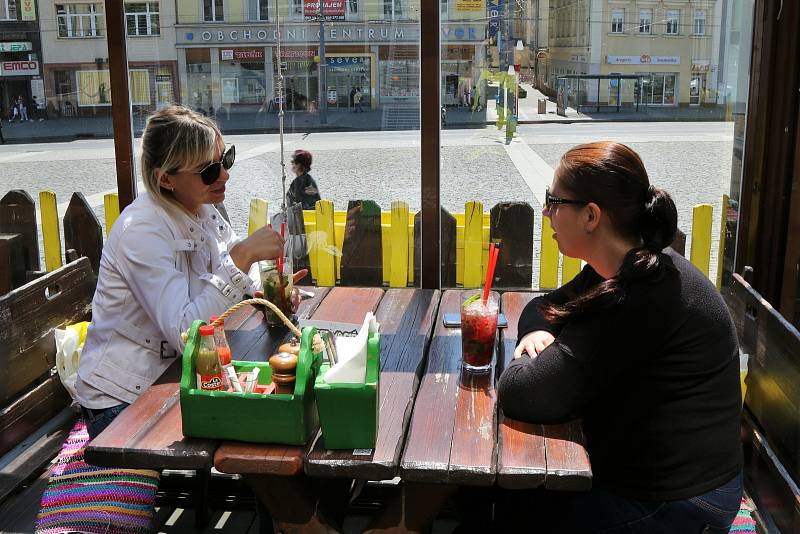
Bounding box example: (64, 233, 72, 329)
(209, 315, 235, 390)
(196, 325, 224, 391)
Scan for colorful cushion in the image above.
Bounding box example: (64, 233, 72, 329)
(729, 497, 757, 533)
(35, 418, 160, 534)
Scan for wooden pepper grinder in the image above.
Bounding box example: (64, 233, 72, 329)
(269, 351, 298, 395)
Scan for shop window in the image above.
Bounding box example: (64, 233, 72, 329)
(665, 10, 679, 35)
(248, 0, 268, 20)
(611, 9, 625, 33)
(0, 0, 17, 20)
(383, 0, 403, 20)
(290, 0, 301, 19)
(348, 0, 357, 15)
(203, 0, 223, 22)
(129, 69, 150, 105)
(125, 2, 159, 36)
(77, 70, 111, 105)
(56, 3, 104, 38)
(638, 8, 651, 34)
(694, 10, 706, 36)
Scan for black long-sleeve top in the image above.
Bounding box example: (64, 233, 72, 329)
(497, 249, 742, 501)
(286, 172, 321, 210)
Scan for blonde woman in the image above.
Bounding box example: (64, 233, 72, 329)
(76, 106, 286, 439)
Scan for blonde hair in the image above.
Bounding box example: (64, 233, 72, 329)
(140, 105, 223, 214)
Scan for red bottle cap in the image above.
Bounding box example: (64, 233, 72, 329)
(199, 325, 215, 336)
(210, 315, 224, 326)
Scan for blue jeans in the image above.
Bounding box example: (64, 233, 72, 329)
(498, 472, 743, 533)
(81, 403, 129, 440)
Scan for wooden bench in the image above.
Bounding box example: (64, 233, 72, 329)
(724, 273, 800, 533)
(0, 258, 95, 504)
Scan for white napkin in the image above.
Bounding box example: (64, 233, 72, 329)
(323, 312, 379, 384)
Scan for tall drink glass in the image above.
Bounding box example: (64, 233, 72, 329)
(460, 291, 499, 373)
(260, 256, 294, 327)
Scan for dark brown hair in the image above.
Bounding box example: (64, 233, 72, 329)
(540, 141, 678, 323)
(292, 149, 312, 172)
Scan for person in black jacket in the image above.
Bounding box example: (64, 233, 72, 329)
(286, 149, 320, 210)
(496, 141, 743, 533)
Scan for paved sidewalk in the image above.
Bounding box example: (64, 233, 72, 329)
(0, 83, 726, 144)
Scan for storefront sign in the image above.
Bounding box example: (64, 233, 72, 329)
(178, 22, 483, 45)
(0, 42, 33, 53)
(487, 0, 503, 38)
(326, 56, 365, 66)
(221, 49, 234, 60)
(0, 60, 40, 76)
(606, 55, 680, 65)
(327, 89, 337, 104)
(21, 0, 36, 21)
(304, 0, 345, 20)
(234, 49, 264, 60)
(278, 49, 317, 59)
(692, 60, 710, 72)
(455, 0, 482, 12)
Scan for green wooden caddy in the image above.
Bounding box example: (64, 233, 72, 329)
(313, 332, 380, 450)
(180, 321, 321, 445)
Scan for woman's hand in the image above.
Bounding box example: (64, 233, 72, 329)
(229, 226, 284, 272)
(514, 330, 556, 359)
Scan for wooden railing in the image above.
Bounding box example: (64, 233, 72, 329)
(0, 189, 729, 295)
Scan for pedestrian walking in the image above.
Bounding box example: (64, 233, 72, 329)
(19, 96, 29, 122)
(286, 149, 321, 210)
(349, 86, 356, 109)
(353, 87, 364, 113)
(8, 97, 20, 123)
(30, 95, 44, 121)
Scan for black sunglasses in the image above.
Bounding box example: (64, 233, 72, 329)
(197, 145, 235, 185)
(545, 187, 588, 208)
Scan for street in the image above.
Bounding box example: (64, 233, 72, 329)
(0, 121, 734, 283)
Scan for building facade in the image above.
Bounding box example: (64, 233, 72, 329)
(39, 0, 178, 117)
(546, 0, 720, 108)
(1, 0, 45, 117)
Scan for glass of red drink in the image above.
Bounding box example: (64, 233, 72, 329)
(460, 291, 499, 373)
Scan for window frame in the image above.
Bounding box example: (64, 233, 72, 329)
(610, 8, 624, 34)
(638, 8, 652, 34)
(56, 3, 104, 38)
(124, 1, 160, 37)
(383, 0, 404, 20)
(0, 0, 17, 20)
(693, 9, 706, 36)
(202, 0, 224, 23)
(665, 9, 680, 35)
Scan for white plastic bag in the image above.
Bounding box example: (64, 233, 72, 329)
(54, 322, 89, 402)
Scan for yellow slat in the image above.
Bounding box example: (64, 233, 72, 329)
(540, 216, 559, 289)
(39, 191, 62, 272)
(407, 216, 416, 285)
(389, 201, 410, 287)
(247, 198, 268, 236)
(103, 193, 120, 237)
(562, 256, 582, 284)
(313, 200, 336, 286)
(716, 194, 729, 289)
(463, 201, 484, 288)
(690, 203, 713, 278)
(334, 222, 344, 281)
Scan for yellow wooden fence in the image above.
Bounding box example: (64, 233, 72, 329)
(35, 190, 727, 291)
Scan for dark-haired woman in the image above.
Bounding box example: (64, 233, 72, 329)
(287, 149, 321, 210)
(496, 141, 742, 533)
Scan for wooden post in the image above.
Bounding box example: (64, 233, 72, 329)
(63, 193, 104, 274)
(105, 0, 137, 209)
(420, 0, 440, 289)
(0, 234, 25, 294)
(340, 200, 383, 287)
(489, 202, 534, 288)
(0, 191, 39, 274)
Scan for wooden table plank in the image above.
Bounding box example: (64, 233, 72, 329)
(401, 290, 499, 486)
(305, 288, 440, 479)
(543, 422, 592, 490)
(496, 292, 547, 489)
(85, 288, 329, 471)
(214, 286, 383, 476)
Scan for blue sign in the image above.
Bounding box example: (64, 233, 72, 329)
(488, 0, 503, 38)
(186, 32, 194, 40)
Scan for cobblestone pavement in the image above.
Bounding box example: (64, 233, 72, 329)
(0, 122, 734, 287)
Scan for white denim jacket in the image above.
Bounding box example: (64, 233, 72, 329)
(76, 193, 260, 408)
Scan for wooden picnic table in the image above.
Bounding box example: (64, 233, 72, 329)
(84, 287, 592, 533)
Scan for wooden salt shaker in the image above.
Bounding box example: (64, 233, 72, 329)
(269, 351, 298, 395)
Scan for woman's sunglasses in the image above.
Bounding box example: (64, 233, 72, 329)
(197, 145, 235, 185)
(545, 187, 588, 208)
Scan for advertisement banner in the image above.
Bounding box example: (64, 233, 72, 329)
(0, 60, 40, 76)
(0, 42, 33, 53)
(606, 55, 680, 65)
(21, 0, 36, 20)
(303, 0, 345, 20)
(487, 0, 503, 38)
(455, 0, 482, 12)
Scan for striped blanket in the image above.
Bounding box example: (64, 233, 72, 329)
(35, 418, 159, 534)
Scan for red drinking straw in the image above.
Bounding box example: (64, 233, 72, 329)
(483, 243, 499, 304)
(277, 222, 286, 274)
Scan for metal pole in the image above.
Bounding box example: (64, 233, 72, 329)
(318, 1, 327, 124)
